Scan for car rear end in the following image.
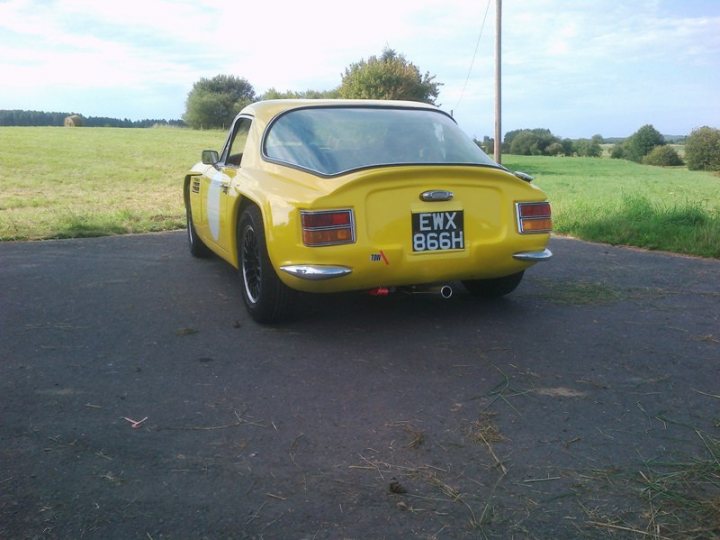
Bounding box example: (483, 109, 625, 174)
(273, 165, 550, 293)
(258, 101, 551, 293)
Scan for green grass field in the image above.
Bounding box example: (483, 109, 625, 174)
(504, 155, 720, 258)
(1, 127, 719, 258)
(0, 127, 224, 240)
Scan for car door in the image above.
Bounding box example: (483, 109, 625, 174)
(201, 115, 252, 258)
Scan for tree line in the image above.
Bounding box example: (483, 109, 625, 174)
(0, 109, 185, 128)
(478, 124, 720, 171)
(477, 129, 605, 158)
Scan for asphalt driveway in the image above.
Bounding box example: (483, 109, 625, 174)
(1, 232, 718, 539)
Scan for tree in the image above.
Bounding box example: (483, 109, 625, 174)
(623, 124, 665, 162)
(261, 88, 339, 100)
(545, 142, 564, 156)
(685, 126, 720, 171)
(184, 75, 256, 129)
(574, 138, 602, 157)
(506, 129, 560, 155)
(561, 138, 575, 156)
(502, 129, 524, 152)
(338, 48, 441, 104)
(643, 145, 683, 167)
(509, 131, 541, 155)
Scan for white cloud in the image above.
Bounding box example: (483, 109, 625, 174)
(0, 0, 718, 137)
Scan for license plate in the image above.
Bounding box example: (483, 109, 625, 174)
(411, 211, 464, 252)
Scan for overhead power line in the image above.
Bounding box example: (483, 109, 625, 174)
(454, 0, 492, 112)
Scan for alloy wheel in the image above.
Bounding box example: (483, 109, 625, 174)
(241, 224, 262, 304)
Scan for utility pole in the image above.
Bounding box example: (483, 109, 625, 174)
(494, 0, 502, 164)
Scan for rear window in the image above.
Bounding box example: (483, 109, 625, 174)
(263, 106, 498, 176)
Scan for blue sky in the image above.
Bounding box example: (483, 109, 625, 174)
(1, 0, 718, 139)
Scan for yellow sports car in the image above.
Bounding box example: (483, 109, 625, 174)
(184, 99, 551, 323)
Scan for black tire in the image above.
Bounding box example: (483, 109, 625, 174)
(238, 205, 295, 323)
(186, 201, 211, 258)
(462, 271, 524, 298)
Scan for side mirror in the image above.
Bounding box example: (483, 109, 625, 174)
(201, 150, 220, 165)
(514, 171, 534, 183)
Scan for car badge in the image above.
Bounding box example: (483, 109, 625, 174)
(370, 250, 390, 265)
(420, 190, 454, 202)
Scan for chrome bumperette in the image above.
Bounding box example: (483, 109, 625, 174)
(512, 248, 553, 262)
(280, 264, 352, 280)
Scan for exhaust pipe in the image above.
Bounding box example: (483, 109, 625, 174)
(369, 285, 454, 299)
(401, 285, 453, 299)
(439, 285, 453, 299)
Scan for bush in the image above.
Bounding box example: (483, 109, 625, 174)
(685, 126, 720, 171)
(610, 144, 626, 159)
(643, 145, 684, 167)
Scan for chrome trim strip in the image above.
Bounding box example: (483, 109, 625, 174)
(280, 265, 352, 280)
(512, 248, 553, 262)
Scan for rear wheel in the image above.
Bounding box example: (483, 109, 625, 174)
(238, 205, 295, 323)
(462, 271, 524, 298)
(186, 201, 211, 258)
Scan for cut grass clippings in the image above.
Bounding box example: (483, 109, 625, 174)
(581, 430, 720, 539)
(633, 431, 720, 539)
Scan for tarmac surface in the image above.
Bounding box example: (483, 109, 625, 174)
(1, 232, 719, 539)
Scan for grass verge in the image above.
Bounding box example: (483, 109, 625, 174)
(504, 155, 720, 258)
(559, 194, 720, 258)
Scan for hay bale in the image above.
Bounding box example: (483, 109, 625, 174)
(64, 114, 84, 127)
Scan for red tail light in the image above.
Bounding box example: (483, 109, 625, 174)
(301, 209, 355, 246)
(516, 202, 552, 233)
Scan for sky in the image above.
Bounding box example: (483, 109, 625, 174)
(0, 0, 718, 139)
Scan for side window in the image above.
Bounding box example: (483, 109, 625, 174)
(223, 117, 252, 167)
